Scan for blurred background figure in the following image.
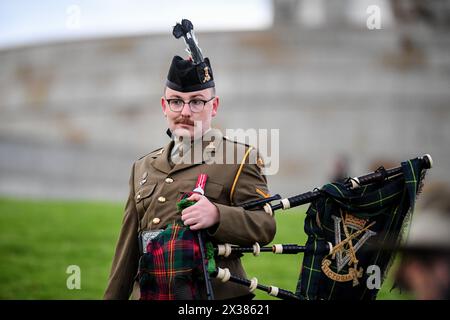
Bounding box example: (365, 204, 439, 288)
(394, 183, 450, 300)
(329, 154, 350, 183)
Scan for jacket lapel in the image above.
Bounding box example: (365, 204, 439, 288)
(151, 140, 174, 174)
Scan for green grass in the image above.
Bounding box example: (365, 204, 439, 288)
(0, 197, 411, 300)
(0, 197, 123, 299)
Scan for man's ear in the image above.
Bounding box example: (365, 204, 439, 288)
(211, 96, 219, 117)
(161, 96, 167, 115)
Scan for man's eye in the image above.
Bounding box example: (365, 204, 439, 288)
(171, 99, 183, 106)
(191, 100, 203, 106)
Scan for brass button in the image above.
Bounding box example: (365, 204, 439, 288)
(158, 196, 166, 203)
(140, 179, 146, 186)
(152, 217, 160, 225)
(136, 194, 141, 200)
(165, 177, 173, 184)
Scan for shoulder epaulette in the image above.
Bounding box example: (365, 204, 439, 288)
(138, 147, 164, 160)
(229, 144, 255, 205)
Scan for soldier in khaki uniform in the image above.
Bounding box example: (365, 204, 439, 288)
(104, 21, 276, 300)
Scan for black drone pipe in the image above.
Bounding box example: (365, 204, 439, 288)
(241, 194, 282, 210)
(240, 154, 433, 215)
(211, 268, 301, 301)
(215, 243, 332, 257)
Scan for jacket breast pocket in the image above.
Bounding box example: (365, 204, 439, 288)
(179, 180, 224, 200)
(136, 183, 157, 214)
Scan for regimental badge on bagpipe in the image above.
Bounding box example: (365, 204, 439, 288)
(321, 211, 377, 287)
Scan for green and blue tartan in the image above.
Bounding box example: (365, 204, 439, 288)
(138, 221, 204, 300)
(296, 158, 426, 300)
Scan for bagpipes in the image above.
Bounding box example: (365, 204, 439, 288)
(208, 154, 433, 300)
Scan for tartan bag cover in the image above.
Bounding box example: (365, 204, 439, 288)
(296, 158, 425, 300)
(138, 221, 205, 300)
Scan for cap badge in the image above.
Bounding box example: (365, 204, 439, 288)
(203, 66, 211, 83)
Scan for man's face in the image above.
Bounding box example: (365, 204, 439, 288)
(161, 87, 219, 139)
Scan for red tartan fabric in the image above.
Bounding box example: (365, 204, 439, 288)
(138, 222, 204, 300)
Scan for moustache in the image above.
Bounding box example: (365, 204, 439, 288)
(175, 119, 195, 126)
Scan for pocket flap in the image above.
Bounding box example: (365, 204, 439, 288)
(136, 183, 157, 202)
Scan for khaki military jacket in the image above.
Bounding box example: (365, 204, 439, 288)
(104, 129, 276, 300)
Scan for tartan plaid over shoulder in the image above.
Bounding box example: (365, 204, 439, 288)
(296, 158, 425, 300)
(138, 222, 204, 300)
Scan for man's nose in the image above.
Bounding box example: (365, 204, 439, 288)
(180, 103, 192, 116)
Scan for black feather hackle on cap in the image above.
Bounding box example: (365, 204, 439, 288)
(166, 19, 214, 92)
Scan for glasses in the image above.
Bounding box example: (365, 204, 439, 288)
(165, 96, 215, 113)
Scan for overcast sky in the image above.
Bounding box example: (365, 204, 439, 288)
(0, 0, 273, 49)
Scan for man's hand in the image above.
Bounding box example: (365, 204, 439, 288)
(181, 193, 220, 231)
